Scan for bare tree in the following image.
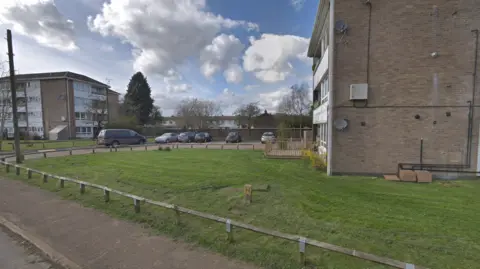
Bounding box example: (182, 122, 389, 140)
(277, 83, 311, 116)
(0, 63, 11, 150)
(234, 102, 261, 130)
(86, 97, 108, 139)
(174, 98, 222, 129)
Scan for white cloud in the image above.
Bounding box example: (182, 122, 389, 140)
(200, 34, 244, 82)
(0, 0, 77, 51)
(290, 0, 306, 11)
(243, 34, 309, 83)
(223, 64, 243, 83)
(87, 0, 258, 77)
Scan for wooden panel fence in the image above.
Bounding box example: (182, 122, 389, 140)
(0, 156, 428, 269)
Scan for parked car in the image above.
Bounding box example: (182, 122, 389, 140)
(177, 132, 196, 143)
(97, 129, 146, 147)
(194, 132, 212, 143)
(155, 133, 178, 144)
(225, 131, 242, 143)
(260, 132, 276, 144)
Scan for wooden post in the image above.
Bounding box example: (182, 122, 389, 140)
(42, 142, 45, 149)
(226, 219, 233, 243)
(115, 147, 118, 152)
(253, 144, 255, 150)
(59, 179, 64, 188)
(144, 145, 147, 151)
(15, 166, 20, 175)
(69, 150, 72, 155)
(174, 205, 180, 225)
(244, 184, 252, 204)
(237, 144, 239, 150)
(42, 173, 48, 183)
(92, 148, 95, 154)
(134, 199, 141, 213)
(43, 152, 47, 158)
(104, 189, 110, 202)
(27, 169, 32, 179)
(221, 145, 224, 150)
(80, 183, 85, 194)
(5, 163, 10, 173)
(130, 146, 133, 151)
(191, 144, 193, 149)
(109, 147, 112, 152)
(299, 238, 306, 266)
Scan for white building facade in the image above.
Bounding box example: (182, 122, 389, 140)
(73, 81, 107, 139)
(0, 80, 44, 138)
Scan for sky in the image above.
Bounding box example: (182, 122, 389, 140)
(0, 0, 317, 116)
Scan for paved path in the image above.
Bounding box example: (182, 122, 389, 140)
(0, 178, 257, 269)
(0, 226, 57, 269)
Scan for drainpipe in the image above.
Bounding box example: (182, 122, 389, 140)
(326, 0, 335, 176)
(64, 74, 72, 139)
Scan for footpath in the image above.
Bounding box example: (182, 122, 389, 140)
(0, 178, 257, 269)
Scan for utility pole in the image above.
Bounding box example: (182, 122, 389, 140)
(7, 29, 22, 163)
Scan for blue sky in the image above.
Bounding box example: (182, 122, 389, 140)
(0, 0, 317, 115)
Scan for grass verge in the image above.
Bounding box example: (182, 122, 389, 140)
(3, 149, 480, 269)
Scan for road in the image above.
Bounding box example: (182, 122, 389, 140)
(0, 226, 59, 269)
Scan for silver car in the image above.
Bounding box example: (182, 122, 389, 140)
(261, 132, 276, 144)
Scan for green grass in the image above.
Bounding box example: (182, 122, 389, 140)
(5, 150, 480, 269)
(0, 138, 156, 152)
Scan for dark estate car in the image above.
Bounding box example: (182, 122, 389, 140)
(178, 132, 196, 143)
(97, 129, 146, 147)
(155, 133, 178, 144)
(225, 131, 242, 143)
(194, 132, 212, 143)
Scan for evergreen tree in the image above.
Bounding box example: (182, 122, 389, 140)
(124, 72, 154, 125)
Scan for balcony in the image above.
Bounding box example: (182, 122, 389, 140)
(313, 47, 328, 90)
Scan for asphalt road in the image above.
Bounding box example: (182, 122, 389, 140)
(0, 226, 59, 269)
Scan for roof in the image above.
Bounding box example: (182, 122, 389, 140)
(0, 71, 120, 95)
(307, 0, 330, 58)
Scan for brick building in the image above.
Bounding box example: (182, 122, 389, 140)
(0, 71, 120, 139)
(308, 0, 480, 177)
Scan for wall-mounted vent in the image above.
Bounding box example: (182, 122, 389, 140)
(349, 84, 369, 100)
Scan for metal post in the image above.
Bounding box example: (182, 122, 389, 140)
(7, 30, 22, 163)
(299, 237, 306, 266)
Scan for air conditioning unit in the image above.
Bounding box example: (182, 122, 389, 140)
(349, 84, 368, 100)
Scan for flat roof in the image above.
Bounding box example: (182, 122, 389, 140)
(0, 71, 120, 95)
(307, 0, 329, 58)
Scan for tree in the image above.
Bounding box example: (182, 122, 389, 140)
(277, 83, 311, 116)
(174, 98, 221, 129)
(149, 105, 163, 125)
(85, 97, 108, 139)
(234, 102, 261, 130)
(124, 72, 154, 125)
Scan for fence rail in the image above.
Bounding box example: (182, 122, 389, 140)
(0, 155, 427, 269)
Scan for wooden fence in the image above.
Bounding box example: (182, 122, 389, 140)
(264, 140, 312, 159)
(0, 152, 427, 269)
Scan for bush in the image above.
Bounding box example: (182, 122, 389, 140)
(164, 146, 171, 151)
(301, 149, 327, 171)
(158, 146, 163, 151)
(105, 116, 142, 134)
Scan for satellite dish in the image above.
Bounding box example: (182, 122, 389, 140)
(335, 20, 348, 33)
(334, 118, 349, 131)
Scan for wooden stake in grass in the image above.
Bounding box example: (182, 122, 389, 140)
(104, 189, 110, 202)
(299, 237, 306, 266)
(226, 219, 233, 243)
(5, 163, 10, 173)
(174, 205, 180, 225)
(42, 173, 48, 183)
(27, 169, 32, 179)
(15, 165, 20, 176)
(43, 152, 47, 158)
(134, 198, 141, 213)
(244, 184, 252, 204)
(59, 179, 65, 188)
(80, 183, 85, 194)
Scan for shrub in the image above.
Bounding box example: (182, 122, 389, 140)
(158, 146, 163, 151)
(301, 149, 327, 171)
(164, 146, 171, 151)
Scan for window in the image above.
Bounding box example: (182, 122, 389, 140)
(75, 112, 90, 120)
(320, 76, 329, 104)
(76, 126, 92, 135)
(318, 123, 328, 147)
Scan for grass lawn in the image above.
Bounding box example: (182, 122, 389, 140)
(0, 138, 157, 152)
(6, 150, 480, 269)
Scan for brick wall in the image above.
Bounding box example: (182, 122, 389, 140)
(331, 1, 480, 174)
(40, 79, 73, 139)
